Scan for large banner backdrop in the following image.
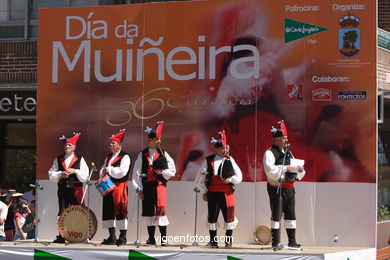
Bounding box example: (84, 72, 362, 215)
(37, 0, 376, 246)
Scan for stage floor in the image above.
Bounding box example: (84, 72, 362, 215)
(0, 240, 376, 260)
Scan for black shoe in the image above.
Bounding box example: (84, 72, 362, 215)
(101, 237, 116, 245)
(206, 242, 219, 248)
(225, 242, 232, 248)
(116, 237, 127, 246)
(288, 242, 301, 248)
(146, 239, 156, 245)
(52, 235, 65, 243)
(161, 241, 168, 247)
(272, 243, 283, 251)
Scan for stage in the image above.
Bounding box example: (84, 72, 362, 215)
(0, 240, 376, 260)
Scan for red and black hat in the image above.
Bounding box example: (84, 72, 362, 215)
(145, 121, 164, 138)
(271, 120, 288, 138)
(110, 129, 126, 143)
(59, 132, 81, 145)
(211, 130, 227, 148)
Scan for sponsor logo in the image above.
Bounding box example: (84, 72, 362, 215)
(287, 84, 304, 101)
(312, 88, 332, 101)
(338, 91, 366, 100)
(338, 13, 360, 57)
(285, 18, 328, 43)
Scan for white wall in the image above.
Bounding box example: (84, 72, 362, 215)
(36, 180, 376, 247)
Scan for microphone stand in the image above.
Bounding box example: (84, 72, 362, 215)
(32, 182, 48, 245)
(183, 170, 206, 247)
(132, 170, 144, 247)
(80, 163, 98, 246)
(271, 145, 302, 251)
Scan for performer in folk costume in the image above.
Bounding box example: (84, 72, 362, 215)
(100, 129, 131, 246)
(263, 120, 305, 250)
(195, 130, 242, 248)
(132, 121, 176, 246)
(48, 133, 89, 243)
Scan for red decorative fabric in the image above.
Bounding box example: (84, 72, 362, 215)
(224, 190, 235, 222)
(156, 182, 167, 216)
(112, 181, 128, 216)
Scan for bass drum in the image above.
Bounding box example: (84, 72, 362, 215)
(254, 225, 272, 245)
(58, 205, 98, 243)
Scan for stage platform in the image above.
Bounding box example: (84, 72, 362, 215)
(0, 240, 376, 260)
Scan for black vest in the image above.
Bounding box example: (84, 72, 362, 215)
(269, 145, 296, 182)
(269, 146, 292, 165)
(57, 153, 83, 187)
(205, 154, 234, 189)
(141, 148, 167, 185)
(106, 151, 131, 182)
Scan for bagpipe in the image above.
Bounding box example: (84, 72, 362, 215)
(218, 145, 236, 180)
(152, 146, 169, 171)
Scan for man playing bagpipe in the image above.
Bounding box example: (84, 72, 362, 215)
(263, 120, 305, 250)
(132, 121, 176, 246)
(195, 130, 242, 248)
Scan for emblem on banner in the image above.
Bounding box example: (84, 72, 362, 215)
(338, 91, 366, 100)
(312, 88, 332, 101)
(287, 84, 303, 101)
(284, 18, 327, 43)
(338, 13, 360, 57)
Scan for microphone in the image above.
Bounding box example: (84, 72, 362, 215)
(285, 143, 291, 148)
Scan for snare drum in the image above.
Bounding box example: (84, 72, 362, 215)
(95, 175, 116, 196)
(58, 205, 98, 243)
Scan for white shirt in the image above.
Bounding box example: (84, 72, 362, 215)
(99, 150, 131, 179)
(263, 148, 305, 186)
(48, 154, 89, 183)
(194, 154, 243, 192)
(132, 149, 176, 192)
(0, 201, 8, 237)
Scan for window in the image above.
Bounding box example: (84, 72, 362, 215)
(0, 0, 190, 40)
(0, 0, 120, 40)
(0, 121, 36, 193)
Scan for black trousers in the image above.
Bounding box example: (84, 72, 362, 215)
(57, 184, 79, 216)
(207, 191, 230, 224)
(102, 191, 127, 221)
(142, 182, 159, 217)
(267, 185, 296, 222)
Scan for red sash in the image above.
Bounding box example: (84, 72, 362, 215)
(208, 160, 234, 193)
(144, 150, 160, 182)
(282, 181, 294, 189)
(112, 181, 128, 216)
